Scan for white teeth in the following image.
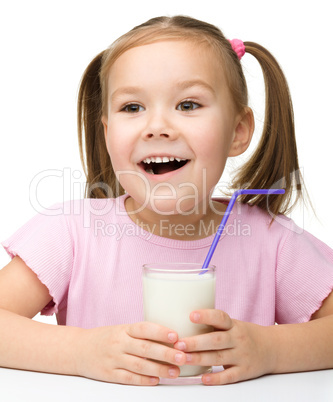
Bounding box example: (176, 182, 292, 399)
(142, 156, 186, 164)
(146, 168, 154, 174)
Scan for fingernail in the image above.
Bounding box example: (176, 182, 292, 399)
(192, 312, 200, 322)
(167, 332, 177, 342)
(203, 375, 211, 384)
(149, 377, 159, 385)
(174, 353, 183, 363)
(168, 368, 177, 378)
(175, 341, 186, 351)
(186, 353, 192, 362)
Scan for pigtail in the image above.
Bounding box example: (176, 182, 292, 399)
(77, 51, 123, 198)
(231, 42, 303, 216)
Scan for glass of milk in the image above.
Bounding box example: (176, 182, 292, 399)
(142, 263, 216, 380)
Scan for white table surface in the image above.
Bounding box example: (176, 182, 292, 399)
(1, 367, 332, 402)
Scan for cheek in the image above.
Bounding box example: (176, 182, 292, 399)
(106, 124, 132, 169)
(192, 123, 234, 189)
(193, 121, 233, 162)
(108, 140, 127, 172)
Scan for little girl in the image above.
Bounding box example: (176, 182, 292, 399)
(0, 15, 333, 386)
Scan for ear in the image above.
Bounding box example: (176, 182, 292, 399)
(228, 107, 254, 157)
(101, 115, 108, 144)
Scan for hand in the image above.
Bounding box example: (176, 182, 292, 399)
(75, 322, 187, 385)
(174, 309, 273, 385)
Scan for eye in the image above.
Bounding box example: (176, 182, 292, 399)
(177, 101, 201, 112)
(121, 103, 144, 113)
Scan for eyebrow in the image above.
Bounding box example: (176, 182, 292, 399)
(175, 79, 215, 94)
(110, 86, 144, 102)
(110, 79, 215, 102)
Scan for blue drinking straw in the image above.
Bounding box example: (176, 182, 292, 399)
(201, 189, 285, 271)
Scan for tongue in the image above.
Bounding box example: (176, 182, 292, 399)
(142, 160, 188, 175)
(152, 160, 188, 175)
(154, 163, 174, 175)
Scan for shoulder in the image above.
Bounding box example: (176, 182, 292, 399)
(243, 203, 333, 264)
(41, 196, 125, 219)
(214, 197, 295, 239)
(31, 196, 127, 237)
(241, 202, 300, 243)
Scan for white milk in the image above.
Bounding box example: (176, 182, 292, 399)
(143, 272, 216, 376)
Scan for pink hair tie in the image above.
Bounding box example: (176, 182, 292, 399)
(228, 39, 245, 60)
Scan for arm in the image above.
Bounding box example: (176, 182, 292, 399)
(173, 291, 333, 385)
(269, 290, 333, 374)
(0, 257, 187, 384)
(0, 256, 80, 375)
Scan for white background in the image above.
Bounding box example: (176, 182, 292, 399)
(0, 0, 332, 325)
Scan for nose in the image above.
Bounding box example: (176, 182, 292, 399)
(145, 132, 170, 139)
(141, 110, 178, 141)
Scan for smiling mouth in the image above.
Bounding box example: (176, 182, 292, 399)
(139, 156, 189, 175)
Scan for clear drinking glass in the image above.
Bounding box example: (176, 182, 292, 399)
(142, 263, 216, 381)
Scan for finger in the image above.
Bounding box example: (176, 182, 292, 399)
(127, 322, 179, 344)
(126, 338, 187, 366)
(190, 309, 233, 330)
(111, 368, 160, 386)
(123, 354, 181, 380)
(202, 366, 243, 386)
(185, 349, 234, 367)
(174, 330, 233, 352)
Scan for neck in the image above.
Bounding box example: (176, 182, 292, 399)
(124, 196, 227, 240)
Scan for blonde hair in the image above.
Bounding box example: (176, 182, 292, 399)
(78, 15, 303, 216)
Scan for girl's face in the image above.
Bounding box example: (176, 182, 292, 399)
(103, 40, 251, 215)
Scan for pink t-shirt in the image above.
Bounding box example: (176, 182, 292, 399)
(2, 195, 333, 328)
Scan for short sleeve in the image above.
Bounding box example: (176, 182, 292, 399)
(1, 206, 74, 316)
(276, 220, 333, 324)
